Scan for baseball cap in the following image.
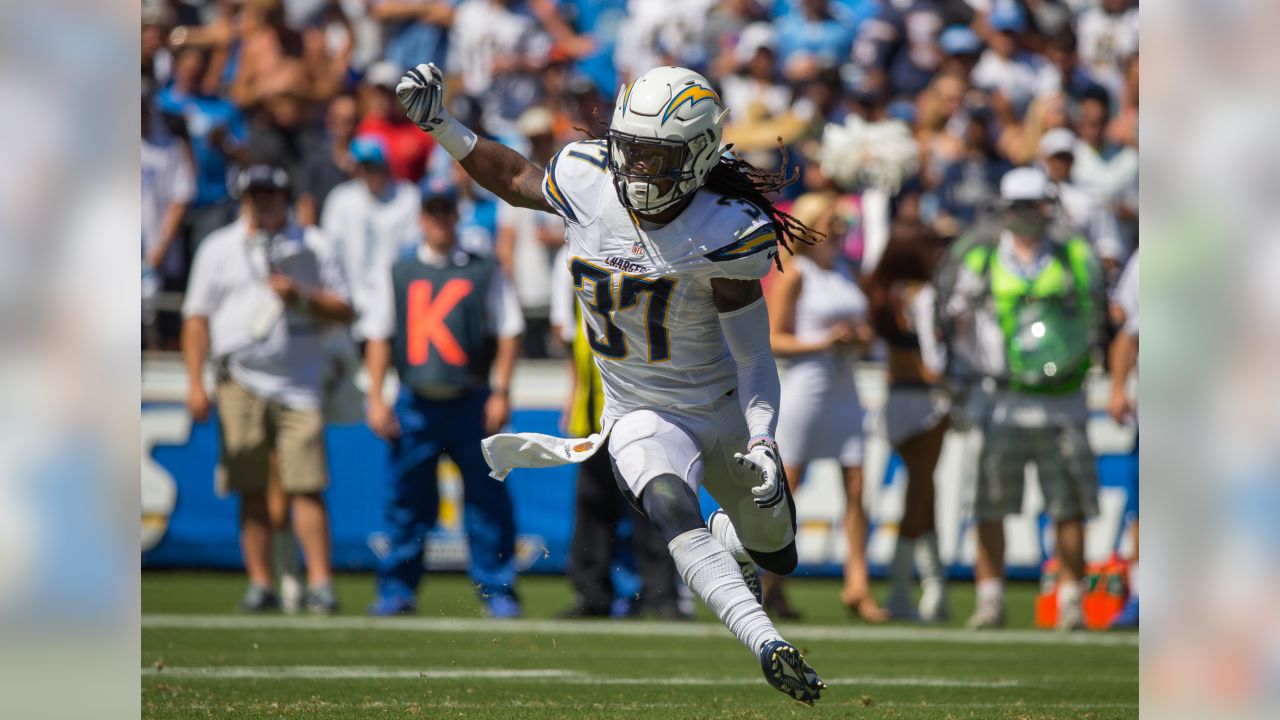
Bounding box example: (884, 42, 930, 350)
(364, 60, 402, 90)
(419, 177, 459, 211)
(1000, 167, 1050, 203)
(989, 0, 1028, 33)
(237, 164, 290, 195)
(1038, 128, 1077, 159)
(516, 107, 554, 139)
(350, 136, 389, 166)
(939, 25, 983, 56)
(736, 22, 778, 65)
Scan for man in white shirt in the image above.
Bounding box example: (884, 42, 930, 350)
(182, 165, 355, 614)
(361, 182, 525, 617)
(1039, 128, 1127, 274)
(320, 136, 422, 338)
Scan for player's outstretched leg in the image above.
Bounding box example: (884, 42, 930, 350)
(640, 477, 825, 704)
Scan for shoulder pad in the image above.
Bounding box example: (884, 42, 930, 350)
(542, 139, 610, 224)
(700, 195, 777, 279)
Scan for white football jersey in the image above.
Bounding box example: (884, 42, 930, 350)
(542, 139, 779, 423)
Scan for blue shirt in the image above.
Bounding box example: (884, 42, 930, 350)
(775, 5, 862, 69)
(934, 156, 1013, 224)
(556, 0, 627, 99)
(383, 1, 459, 73)
(155, 88, 245, 206)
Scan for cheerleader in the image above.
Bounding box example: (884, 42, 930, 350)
(769, 192, 888, 622)
(864, 222, 951, 621)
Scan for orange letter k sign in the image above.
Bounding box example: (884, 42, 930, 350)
(406, 278, 473, 367)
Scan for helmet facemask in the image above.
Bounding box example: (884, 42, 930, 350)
(607, 130, 711, 215)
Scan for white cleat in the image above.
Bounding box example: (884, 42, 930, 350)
(918, 581, 950, 623)
(966, 601, 1005, 630)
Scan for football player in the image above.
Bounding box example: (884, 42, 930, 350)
(397, 63, 826, 704)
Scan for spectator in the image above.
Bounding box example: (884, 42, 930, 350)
(548, 246, 684, 619)
(356, 60, 438, 183)
(1107, 53, 1139, 148)
(703, 0, 769, 80)
(1038, 128, 1126, 273)
(321, 136, 422, 335)
(231, 0, 307, 106)
(930, 110, 1012, 238)
(142, 96, 196, 348)
(494, 107, 566, 358)
(448, 0, 552, 135)
(721, 23, 791, 122)
(854, 0, 948, 101)
(182, 164, 355, 614)
(916, 72, 971, 185)
(1035, 26, 1107, 105)
(768, 192, 887, 622)
(775, 0, 859, 82)
(297, 93, 361, 226)
(1071, 90, 1138, 203)
(142, 4, 176, 88)
(864, 222, 951, 622)
(157, 46, 248, 247)
(940, 167, 1104, 631)
(244, 60, 318, 184)
(613, 0, 711, 84)
(971, 1, 1049, 120)
(361, 183, 524, 617)
(1076, 0, 1138, 105)
(370, 0, 457, 77)
(937, 24, 983, 80)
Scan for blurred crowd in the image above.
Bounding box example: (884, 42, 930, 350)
(141, 0, 1139, 353)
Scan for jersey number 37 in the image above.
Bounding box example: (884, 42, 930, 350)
(571, 258, 675, 363)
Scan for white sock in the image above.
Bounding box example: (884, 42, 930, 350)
(669, 528, 781, 653)
(914, 532, 945, 588)
(707, 509, 752, 564)
(887, 536, 915, 608)
(976, 578, 1004, 607)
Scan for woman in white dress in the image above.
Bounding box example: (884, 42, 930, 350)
(767, 192, 889, 622)
(864, 222, 951, 621)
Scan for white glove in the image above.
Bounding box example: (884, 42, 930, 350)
(396, 63, 448, 132)
(395, 63, 477, 159)
(734, 437, 788, 509)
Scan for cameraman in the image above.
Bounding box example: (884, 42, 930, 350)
(182, 165, 354, 613)
(941, 167, 1105, 631)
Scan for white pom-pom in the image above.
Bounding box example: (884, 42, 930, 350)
(819, 116, 920, 194)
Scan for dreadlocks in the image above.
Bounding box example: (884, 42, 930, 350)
(704, 140, 825, 271)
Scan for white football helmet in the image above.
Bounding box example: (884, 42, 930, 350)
(608, 66, 729, 214)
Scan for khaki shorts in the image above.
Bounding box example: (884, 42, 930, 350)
(975, 422, 1098, 521)
(216, 379, 329, 495)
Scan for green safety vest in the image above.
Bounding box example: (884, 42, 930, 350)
(961, 236, 1098, 393)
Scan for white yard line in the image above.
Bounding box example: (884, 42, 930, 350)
(142, 613, 1138, 647)
(141, 665, 1022, 688)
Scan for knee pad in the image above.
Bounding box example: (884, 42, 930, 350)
(637, 474, 704, 545)
(747, 542, 798, 576)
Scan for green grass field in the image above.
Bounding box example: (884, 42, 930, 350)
(142, 572, 1137, 719)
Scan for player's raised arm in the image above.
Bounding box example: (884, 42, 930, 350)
(396, 63, 553, 213)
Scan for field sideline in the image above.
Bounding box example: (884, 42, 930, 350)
(142, 572, 1137, 719)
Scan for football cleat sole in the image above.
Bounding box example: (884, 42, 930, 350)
(759, 640, 826, 705)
